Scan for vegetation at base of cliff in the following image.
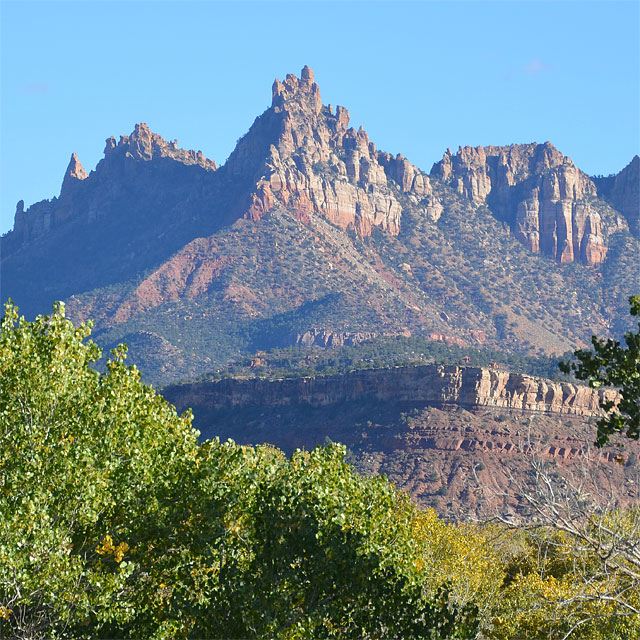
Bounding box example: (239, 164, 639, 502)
(0, 301, 479, 639)
(2, 301, 638, 639)
(187, 335, 568, 383)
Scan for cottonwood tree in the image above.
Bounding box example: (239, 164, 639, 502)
(482, 432, 640, 639)
(0, 301, 199, 638)
(0, 301, 481, 639)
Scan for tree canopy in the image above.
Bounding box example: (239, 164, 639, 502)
(3, 299, 637, 639)
(0, 301, 480, 639)
(560, 295, 640, 446)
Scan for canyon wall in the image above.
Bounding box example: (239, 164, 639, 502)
(165, 364, 617, 417)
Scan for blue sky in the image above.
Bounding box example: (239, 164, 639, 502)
(1, 0, 638, 234)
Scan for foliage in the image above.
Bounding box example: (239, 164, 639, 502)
(190, 444, 479, 639)
(0, 300, 199, 638)
(485, 436, 640, 639)
(489, 526, 640, 640)
(410, 509, 504, 622)
(0, 301, 480, 639)
(560, 295, 640, 446)
(193, 336, 566, 384)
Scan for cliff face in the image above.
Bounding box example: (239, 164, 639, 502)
(165, 364, 617, 416)
(431, 143, 623, 265)
(223, 66, 439, 235)
(609, 155, 640, 238)
(164, 365, 635, 518)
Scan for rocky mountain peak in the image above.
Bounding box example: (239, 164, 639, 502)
(228, 66, 436, 235)
(271, 65, 322, 116)
(60, 152, 88, 195)
(102, 122, 217, 171)
(4, 123, 219, 252)
(65, 152, 88, 180)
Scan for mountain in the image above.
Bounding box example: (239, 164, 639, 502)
(163, 363, 639, 518)
(2, 66, 638, 385)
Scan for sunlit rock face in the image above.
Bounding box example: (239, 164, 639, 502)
(431, 142, 621, 265)
(224, 65, 436, 236)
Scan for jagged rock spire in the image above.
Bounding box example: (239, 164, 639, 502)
(61, 152, 88, 195)
(66, 152, 88, 181)
(102, 123, 217, 170)
(271, 65, 322, 114)
(226, 65, 434, 235)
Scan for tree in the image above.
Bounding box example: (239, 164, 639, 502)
(0, 300, 199, 638)
(560, 295, 640, 447)
(483, 434, 640, 639)
(0, 301, 481, 639)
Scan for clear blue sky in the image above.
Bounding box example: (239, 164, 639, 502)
(1, 0, 638, 234)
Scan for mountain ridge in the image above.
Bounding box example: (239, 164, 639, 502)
(1, 66, 638, 385)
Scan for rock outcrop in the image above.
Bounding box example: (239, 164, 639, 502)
(224, 66, 436, 235)
(6, 124, 218, 251)
(102, 122, 218, 170)
(431, 143, 620, 265)
(295, 329, 379, 348)
(608, 155, 639, 238)
(61, 153, 89, 192)
(165, 364, 617, 416)
(164, 364, 636, 518)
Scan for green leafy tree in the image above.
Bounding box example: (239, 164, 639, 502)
(560, 295, 640, 446)
(0, 301, 480, 639)
(0, 300, 199, 638)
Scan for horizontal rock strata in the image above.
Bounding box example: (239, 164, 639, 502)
(165, 364, 617, 416)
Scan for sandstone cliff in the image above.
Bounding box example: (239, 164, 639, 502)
(608, 155, 639, 238)
(223, 66, 439, 235)
(165, 364, 617, 417)
(431, 143, 624, 265)
(164, 365, 635, 518)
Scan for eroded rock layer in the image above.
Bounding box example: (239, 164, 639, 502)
(224, 66, 437, 235)
(164, 365, 636, 518)
(431, 143, 623, 265)
(165, 364, 617, 416)
(8, 123, 218, 249)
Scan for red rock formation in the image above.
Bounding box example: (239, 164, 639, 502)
(609, 155, 639, 238)
(163, 365, 637, 518)
(61, 153, 88, 191)
(103, 122, 218, 170)
(225, 66, 435, 236)
(431, 142, 618, 265)
(165, 363, 618, 416)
